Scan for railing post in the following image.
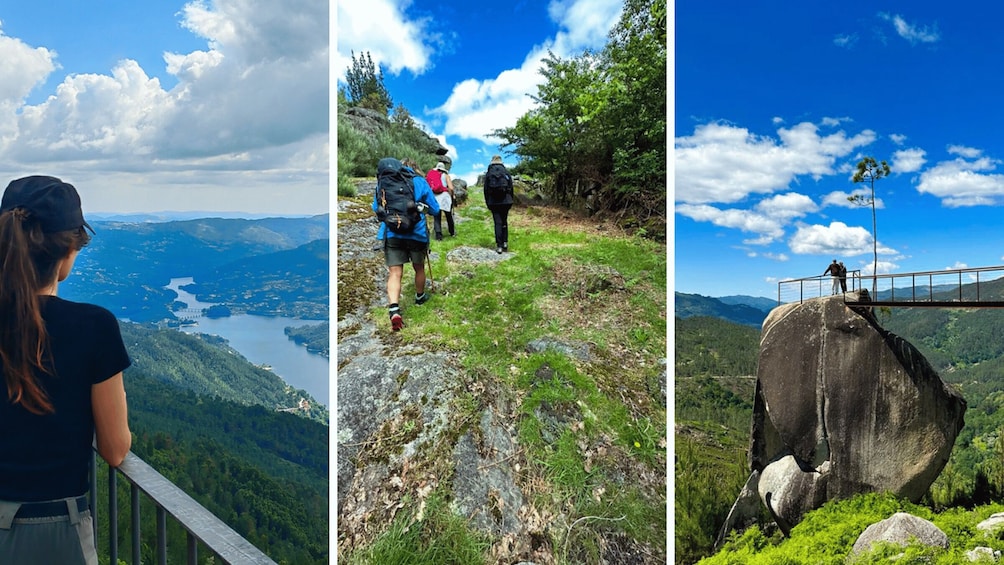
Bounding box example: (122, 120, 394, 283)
(132, 483, 141, 564)
(158, 507, 168, 565)
(109, 469, 118, 565)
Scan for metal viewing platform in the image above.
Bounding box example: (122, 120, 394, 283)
(778, 265, 1004, 308)
(90, 448, 276, 564)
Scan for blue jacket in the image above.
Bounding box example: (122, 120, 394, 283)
(372, 167, 440, 242)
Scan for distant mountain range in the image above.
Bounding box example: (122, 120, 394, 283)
(61, 215, 328, 322)
(675, 292, 775, 327)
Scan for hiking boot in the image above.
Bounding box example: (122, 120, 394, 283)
(390, 312, 403, 331)
(502, 242, 508, 251)
(435, 233, 443, 241)
(415, 292, 430, 306)
(496, 246, 503, 254)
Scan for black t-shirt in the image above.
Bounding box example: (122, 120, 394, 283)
(0, 296, 131, 501)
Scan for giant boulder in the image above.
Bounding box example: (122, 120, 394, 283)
(749, 292, 965, 529)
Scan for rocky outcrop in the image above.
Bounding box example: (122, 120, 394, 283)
(850, 512, 949, 557)
(340, 106, 449, 158)
(721, 292, 966, 540)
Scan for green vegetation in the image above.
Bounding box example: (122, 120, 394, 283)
(496, 0, 666, 237)
(63, 215, 328, 322)
(702, 492, 1004, 564)
(86, 322, 329, 563)
(284, 321, 330, 357)
(340, 197, 666, 563)
(119, 322, 328, 422)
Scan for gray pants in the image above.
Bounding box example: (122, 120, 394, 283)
(0, 497, 96, 565)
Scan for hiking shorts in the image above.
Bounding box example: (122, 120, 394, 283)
(0, 496, 97, 565)
(384, 237, 428, 267)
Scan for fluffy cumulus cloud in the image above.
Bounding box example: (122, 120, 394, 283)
(822, 188, 885, 209)
(435, 0, 623, 144)
(334, 0, 433, 80)
(675, 203, 785, 245)
(891, 147, 926, 173)
(0, 24, 57, 143)
(788, 221, 896, 257)
(675, 121, 876, 205)
(0, 0, 328, 213)
(916, 153, 1004, 207)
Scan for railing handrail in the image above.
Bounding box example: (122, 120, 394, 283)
(777, 264, 1004, 307)
(92, 449, 277, 564)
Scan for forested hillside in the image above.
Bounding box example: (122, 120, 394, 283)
(61, 215, 328, 322)
(109, 323, 328, 563)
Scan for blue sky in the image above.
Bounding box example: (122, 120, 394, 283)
(336, 0, 625, 186)
(0, 0, 327, 216)
(675, 2, 1004, 300)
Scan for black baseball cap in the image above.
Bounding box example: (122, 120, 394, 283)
(1, 176, 94, 234)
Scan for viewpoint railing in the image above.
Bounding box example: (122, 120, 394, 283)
(777, 270, 862, 304)
(778, 265, 1004, 308)
(89, 449, 276, 565)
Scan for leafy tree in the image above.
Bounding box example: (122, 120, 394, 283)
(344, 50, 392, 115)
(849, 156, 890, 293)
(494, 0, 667, 238)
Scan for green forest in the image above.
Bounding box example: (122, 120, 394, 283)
(94, 322, 329, 564)
(677, 288, 1004, 563)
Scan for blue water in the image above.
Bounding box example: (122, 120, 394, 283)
(166, 278, 329, 406)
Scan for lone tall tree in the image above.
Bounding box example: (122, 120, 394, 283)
(849, 156, 890, 294)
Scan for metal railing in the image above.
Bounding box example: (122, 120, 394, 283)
(778, 265, 1004, 308)
(90, 449, 276, 565)
(777, 270, 862, 304)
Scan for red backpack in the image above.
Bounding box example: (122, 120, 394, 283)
(425, 169, 447, 193)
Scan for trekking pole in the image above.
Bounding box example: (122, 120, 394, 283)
(425, 246, 435, 293)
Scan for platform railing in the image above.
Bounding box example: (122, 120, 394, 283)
(90, 449, 276, 565)
(777, 270, 861, 305)
(778, 265, 1004, 308)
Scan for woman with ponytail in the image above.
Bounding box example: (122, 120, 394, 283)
(0, 176, 131, 564)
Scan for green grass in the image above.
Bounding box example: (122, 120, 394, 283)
(343, 493, 492, 565)
(345, 198, 667, 563)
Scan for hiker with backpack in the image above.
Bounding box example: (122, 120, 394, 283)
(483, 155, 514, 254)
(372, 157, 440, 331)
(425, 162, 455, 241)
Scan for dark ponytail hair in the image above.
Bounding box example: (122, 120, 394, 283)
(0, 208, 90, 414)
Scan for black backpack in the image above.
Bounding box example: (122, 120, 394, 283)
(375, 158, 421, 234)
(485, 163, 509, 197)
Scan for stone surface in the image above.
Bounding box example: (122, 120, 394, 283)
(977, 512, 1004, 532)
(966, 547, 1001, 562)
(850, 512, 949, 556)
(746, 293, 966, 529)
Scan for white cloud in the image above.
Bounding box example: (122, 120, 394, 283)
(833, 34, 858, 48)
(916, 155, 1004, 207)
(334, 0, 433, 80)
(675, 121, 876, 204)
(948, 145, 982, 158)
(945, 261, 968, 270)
(880, 13, 940, 44)
(0, 0, 329, 213)
(859, 260, 899, 276)
(755, 192, 818, 220)
(433, 0, 623, 145)
(889, 133, 907, 145)
(0, 23, 58, 143)
(822, 189, 885, 209)
(891, 147, 926, 173)
(789, 221, 896, 257)
(676, 203, 784, 244)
